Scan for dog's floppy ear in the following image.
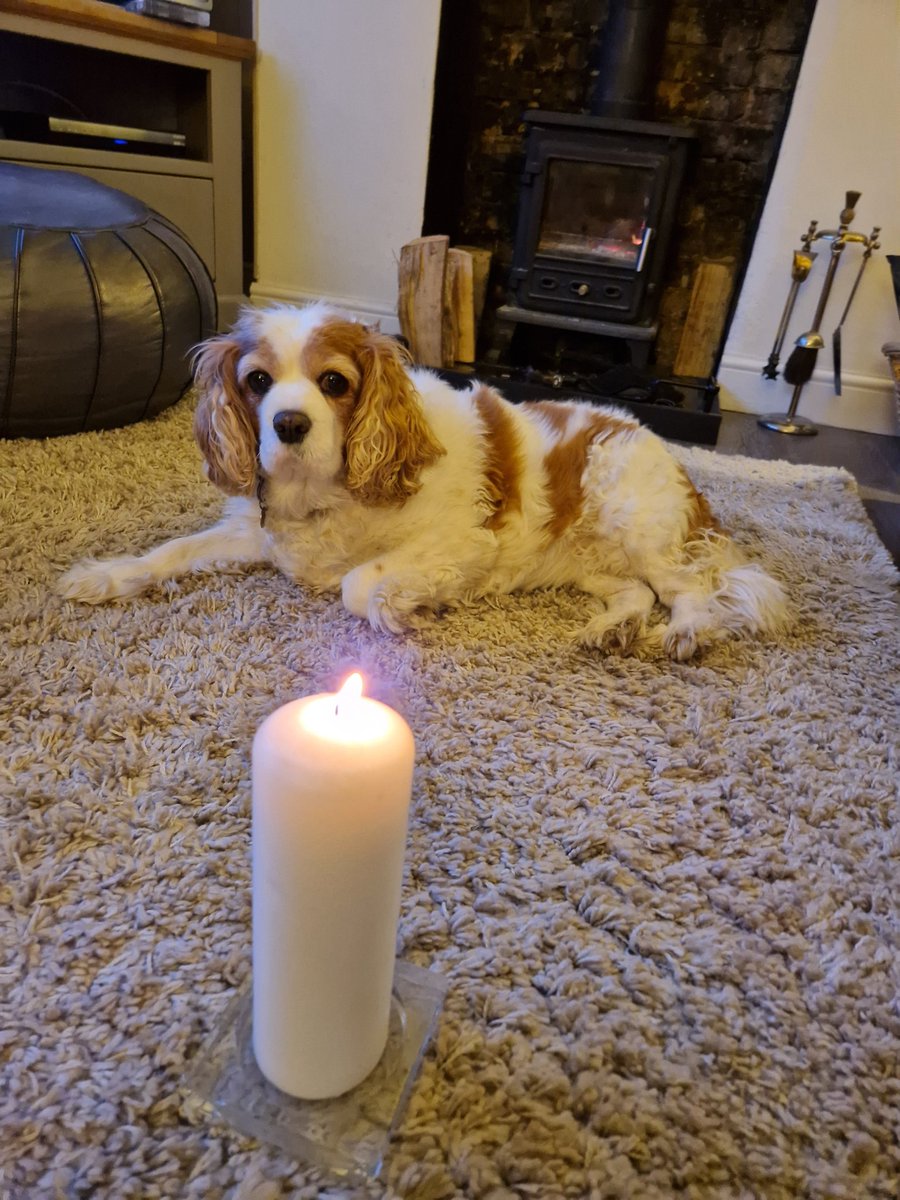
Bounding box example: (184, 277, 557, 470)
(344, 330, 444, 505)
(192, 335, 258, 497)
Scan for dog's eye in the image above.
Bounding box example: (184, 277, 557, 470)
(247, 370, 273, 396)
(319, 371, 349, 398)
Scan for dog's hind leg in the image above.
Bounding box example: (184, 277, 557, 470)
(576, 575, 656, 652)
(654, 585, 722, 661)
(647, 556, 788, 661)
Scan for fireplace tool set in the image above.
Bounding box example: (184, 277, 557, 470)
(759, 191, 880, 435)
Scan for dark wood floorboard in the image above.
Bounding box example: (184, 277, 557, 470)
(692, 411, 900, 566)
(713, 411, 899, 493)
(862, 499, 900, 565)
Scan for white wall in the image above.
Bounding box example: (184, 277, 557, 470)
(718, 0, 900, 434)
(251, 0, 442, 331)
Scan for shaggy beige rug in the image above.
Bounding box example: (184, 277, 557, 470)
(1, 396, 898, 1200)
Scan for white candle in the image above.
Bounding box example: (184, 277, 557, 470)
(251, 673, 415, 1099)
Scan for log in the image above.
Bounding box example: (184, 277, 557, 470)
(446, 248, 475, 364)
(456, 245, 492, 325)
(673, 260, 736, 378)
(397, 235, 449, 368)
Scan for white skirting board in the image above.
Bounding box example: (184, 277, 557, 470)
(248, 282, 402, 336)
(217, 293, 248, 332)
(717, 354, 898, 436)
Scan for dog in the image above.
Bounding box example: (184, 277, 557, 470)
(59, 302, 787, 659)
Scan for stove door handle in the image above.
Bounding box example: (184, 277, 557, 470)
(635, 227, 653, 273)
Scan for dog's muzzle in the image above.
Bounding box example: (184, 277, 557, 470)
(273, 410, 312, 445)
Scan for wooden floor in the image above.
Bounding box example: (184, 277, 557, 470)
(705, 411, 900, 565)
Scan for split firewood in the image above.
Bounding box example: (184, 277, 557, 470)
(398, 235, 449, 368)
(456, 245, 492, 327)
(446, 248, 475, 365)
(673, 260, 736, 378)
(399, 238, 493, 367)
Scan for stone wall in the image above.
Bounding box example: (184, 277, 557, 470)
(423, 0, 817, 371)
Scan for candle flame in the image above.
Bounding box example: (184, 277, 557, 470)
(340, 672, 364, 700)
(335, 671, 364, 717)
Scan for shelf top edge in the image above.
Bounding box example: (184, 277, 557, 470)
(3, 140, 216, 177)
(0, 0, 256, 61)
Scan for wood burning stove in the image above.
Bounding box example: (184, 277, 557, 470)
(507, 110, 693, 330)
(497, 0, 695, 364)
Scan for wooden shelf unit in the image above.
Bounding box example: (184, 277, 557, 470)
(0, 0, 255, 326)
(0, 0, 255, 61)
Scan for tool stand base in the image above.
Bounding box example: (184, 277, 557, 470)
(757, 413, 819, 436)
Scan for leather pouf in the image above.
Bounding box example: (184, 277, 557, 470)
(0, 163, 216, 438)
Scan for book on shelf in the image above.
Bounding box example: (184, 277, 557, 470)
(124, 0, 212, 26)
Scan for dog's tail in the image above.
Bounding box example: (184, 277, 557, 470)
(646, 459, 790, 659)
(653, 526, 790, 660)
(650, 536, 789, 661)
(707, 556, 789, 636)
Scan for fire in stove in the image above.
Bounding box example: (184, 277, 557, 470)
(537, 159, 653, 269)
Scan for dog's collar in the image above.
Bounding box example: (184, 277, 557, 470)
(255, 468, 333, 527)
(256, 451, 268, 528)
(256, 451, 338, 525)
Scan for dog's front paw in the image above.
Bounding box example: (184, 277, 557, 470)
(661, 625, 698, 662)
(58, 557, 152, 604)
(341, 565, 428, 635)
(578, 612, 645, 654)
(366, 585, 425, 635)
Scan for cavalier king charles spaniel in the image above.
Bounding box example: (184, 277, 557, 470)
(59, 303, 787, 659)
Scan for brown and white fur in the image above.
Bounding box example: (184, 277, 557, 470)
(59, 303, 787, 660)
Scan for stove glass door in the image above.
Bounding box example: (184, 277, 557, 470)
(537, 158, 657, 269)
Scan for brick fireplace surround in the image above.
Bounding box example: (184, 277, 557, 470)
(423, 0, 817, 373)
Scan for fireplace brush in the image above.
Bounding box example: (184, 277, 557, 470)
(761, 221, 817, 380)
(782, 191, 860, 387)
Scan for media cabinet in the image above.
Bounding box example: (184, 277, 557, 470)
(0, 0, 254, 325)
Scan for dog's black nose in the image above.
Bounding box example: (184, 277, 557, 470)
(273, 411, 312, 444)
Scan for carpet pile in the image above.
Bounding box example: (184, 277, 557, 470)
(1, 396, 898, 1199)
